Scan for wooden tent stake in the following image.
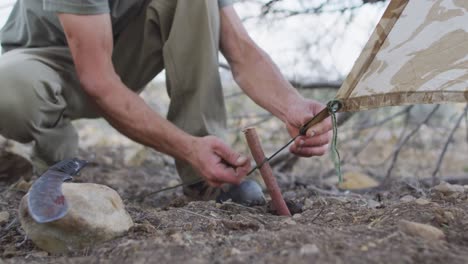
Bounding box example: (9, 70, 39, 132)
(243, 127, 291, 216)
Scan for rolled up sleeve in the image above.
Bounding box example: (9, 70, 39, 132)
(43, 0, 110, 15)
(218, 0, 234, 8)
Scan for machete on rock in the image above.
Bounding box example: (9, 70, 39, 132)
(27, 158, 88, 223)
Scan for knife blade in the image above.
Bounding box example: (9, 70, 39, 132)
(27, 158, 88, 223)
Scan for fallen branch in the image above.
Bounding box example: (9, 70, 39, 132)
(357, 106, 414, 130)
(431, 104, 468, 185)
(383, 105, 440, 184)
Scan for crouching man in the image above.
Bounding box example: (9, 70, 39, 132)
(0, 0, 331, 204)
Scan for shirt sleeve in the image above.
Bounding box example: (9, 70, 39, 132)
(43, 0, 110, 15)
(218, 0, 234, 8)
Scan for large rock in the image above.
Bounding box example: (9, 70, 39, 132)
(19, 183, 133, 254)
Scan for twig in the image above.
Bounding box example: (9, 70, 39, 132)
(431, 104, 468, 185)
(310, 206, 325, 223)
(307, 185, 361, 198)
(383, 105, 440, 183)
(358, 106, 413, 130)
(177, 208, 216, 221)
(15, 235, 28, 248)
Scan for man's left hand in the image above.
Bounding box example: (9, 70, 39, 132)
(285, 98, 333, 157)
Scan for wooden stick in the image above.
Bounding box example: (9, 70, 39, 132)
(243, 127, 291, 216)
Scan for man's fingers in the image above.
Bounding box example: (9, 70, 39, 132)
(305, 117, 333, 137)
(235, 161, 251, 178)
(206, 162, 243, 185)
(294, 131, 332, 148)
(213, 140, 248, 167)
(290, 144, 328, 157)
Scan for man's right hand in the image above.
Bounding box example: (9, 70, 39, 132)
(188, 136, 250, 187)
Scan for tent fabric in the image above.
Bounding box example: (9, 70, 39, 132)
(336, 0, 468, 112)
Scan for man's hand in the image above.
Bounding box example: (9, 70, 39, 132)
(188, 136, 250, 187)
(285, 99, 332, 157)
(219, 7, 332, 158)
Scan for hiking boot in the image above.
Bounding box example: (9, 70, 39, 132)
(184, 179, 266, 207)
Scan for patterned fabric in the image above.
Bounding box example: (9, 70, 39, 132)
(336, 0, 468, 112)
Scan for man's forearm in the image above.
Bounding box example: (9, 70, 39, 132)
(84, 75, 195, 162)
(229, 42, 302, 123)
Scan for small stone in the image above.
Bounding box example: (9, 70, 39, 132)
(415, 198, 430, 205)
(293, 213, 302, 219)
(14, 179, 33, 192)
(360, 245, 369, 251)
(433, 182, 465, 195)
(303, 199, 314, 210)
(398, 220, 445, 241)
(99, 156, 113, 166)
(225, 248, 241, 257)
(368, 242, 377, 248)
(283, 191, 297, 200)
(400, 195, 416, 203)
(19, 183, 134, 254)
(367, 199, 381, 209)
(29, 251, 49, 258)
(300, 244, 319, 256)
(0, 211, 10, 225)
(282, 218, 297, 225)
(170, 232, 184, 245)
(444, 211, 455, 221)
(167, 179, 181, 187)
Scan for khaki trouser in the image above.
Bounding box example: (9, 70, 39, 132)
(0, 0, 227, 183)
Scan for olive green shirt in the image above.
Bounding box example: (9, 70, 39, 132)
(1, 0, 233, 53)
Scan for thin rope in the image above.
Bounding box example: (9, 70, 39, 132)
(140, 100, 344, 199)
(141, 135, 299, 198)
(329, 108, 342, 182)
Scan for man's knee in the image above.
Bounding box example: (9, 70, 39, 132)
(0, 61, 64, 143)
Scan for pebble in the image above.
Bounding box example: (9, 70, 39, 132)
(367, 199, 381, 209)
(398, 220, 445, 241)
(300, 244, 320, 256)
(292, 213, 302, 219)
(282, 218, 297, 225)
(232, 248, 241, 255)
(14, 179, 33, 192)
(415, 198, 430, 205)
(400, 195, 416, 203)
(303, 199, 314, 210)
(0, 211, 10, 225)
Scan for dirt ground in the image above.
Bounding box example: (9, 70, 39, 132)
(1, 142, 468, 264)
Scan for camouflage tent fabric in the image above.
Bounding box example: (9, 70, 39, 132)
(336, 0, 468, 112)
